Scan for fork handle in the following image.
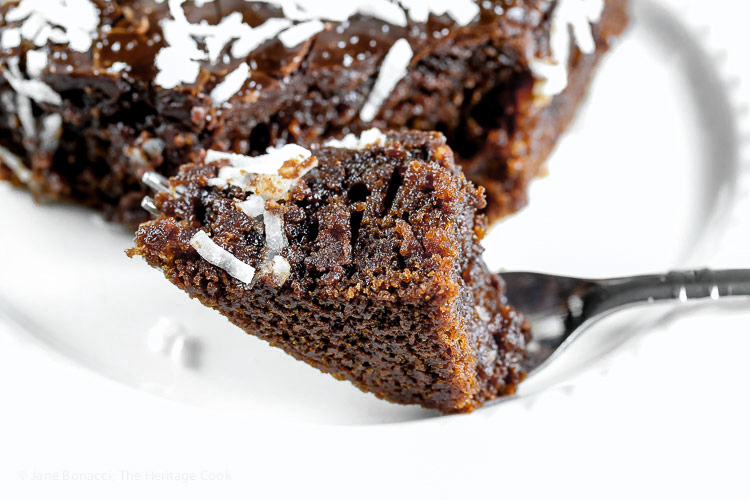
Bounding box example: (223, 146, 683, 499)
(592, 269, 750, 315)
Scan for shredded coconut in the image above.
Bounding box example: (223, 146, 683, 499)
(2, 57, 62, 144)
(147, 317, 185, 354)
(207, 144, 312, 177)
(270, 255, 291, 283)
(201, 143, 320, 284)
(154, 1, 291, 88)
(210, 62, 251, 104)
(153, 49, 200, 89)
(106, 62, 131, 74)
(3, 57, 62, 106)
(169, 334, 201, 369)
(230, 17, 291, 59)
(15, 93, 35, 138)
(1, 29, 22, 50)
(207, 145, 317, 200)
(278, 19, 325, 47)
(0, 91, 16, 113)
(262, 0, 480, 27)
(152, 0, 481, 89)
(40, 113, 62, 152)
(359, 38, 412, 122)
(529, 0, 604, 99)
(324, 128, 388, 150)
(351, 2, 408, 27)
(4, 0, 100, 52)
(0, 145, 31, 184)
(237, 194, 266, 219)
(24, 49, 47, 79)
(398, 0, 479, 25)
(263, 0, 407, 26)
(263, 212, 287, 254)
(142, 138, 166, 158)
(190, 230, 257, 284)
(146, 318, 200, 369)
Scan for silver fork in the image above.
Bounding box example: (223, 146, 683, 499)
(500, 269, 750, 379)
(139, 174, 747, 397)
(140, 171, 171, 215)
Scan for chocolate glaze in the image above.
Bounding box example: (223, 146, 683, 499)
(0, 0, 628, 225)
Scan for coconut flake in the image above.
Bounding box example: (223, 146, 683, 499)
(0, 145, 31, 184)
(360, 38, 412, 122)
(207, 144, 312, 177)
(279, 19, 325, 47)
(528, 60, 568, 99)
(5, 0, 100, 52)
(210, 62, 251, 104)
(154, 47, 202, 89)
(40, 113, 62, 152)
(19, 12, 45, 41)
(1, 91, 16, 113)
(169, 334, 201, 369)
(3, 57, 62, 142)
(5, 75, 62, 106)
(324, 128, 388, 150)
(152, 1, 484, 89)
(1, 29, 22, 50)
(263, 0, 407, 26)
(146, 317, 185, 354)
(203, 12, 246, 61)
(106, 62, 131, 74)
(237, 194, 266, 219)
(270, 255, 291, 283)
(445, 2, 481, 26)
(230, 17, 292, 59)
(154, 1, 293, 88)
(354, 1, 408, 27)
(25, 49, 47, 79)
(207, 145, 316, 200)
(3, 58, 62, 106)
(398, 0, 479, 25)
(189, 230, 256, 284)
(153, 0, 211, 88)
(146, 317, 201, 369)
(143, 138, 166, 157)
(263, 0, 480, 26)
(202, 143, 320, 273)
(263, 212, 287, 254)
(530, 0, 604, 99)
(15, 94, 35, 138)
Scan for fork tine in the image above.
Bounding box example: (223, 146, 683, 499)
(141, 196, 161, 216)
(142, 171, 170, 193)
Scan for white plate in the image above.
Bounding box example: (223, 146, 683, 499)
(0, 0, 744, 425)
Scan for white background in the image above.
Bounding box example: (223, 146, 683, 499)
(2, 0, 750, 498)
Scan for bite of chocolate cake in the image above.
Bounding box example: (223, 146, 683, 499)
(130, 130, 529, 413)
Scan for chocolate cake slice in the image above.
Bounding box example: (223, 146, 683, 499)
(129, 130, 529, 413)
(0, 0, 627, 226)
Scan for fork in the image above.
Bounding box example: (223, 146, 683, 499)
(500, 269, 750, 379)
(140, 172, 747, 395)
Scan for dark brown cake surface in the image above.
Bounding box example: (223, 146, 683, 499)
(0, 0, 627, 226)
(130, 130, 529, 413)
